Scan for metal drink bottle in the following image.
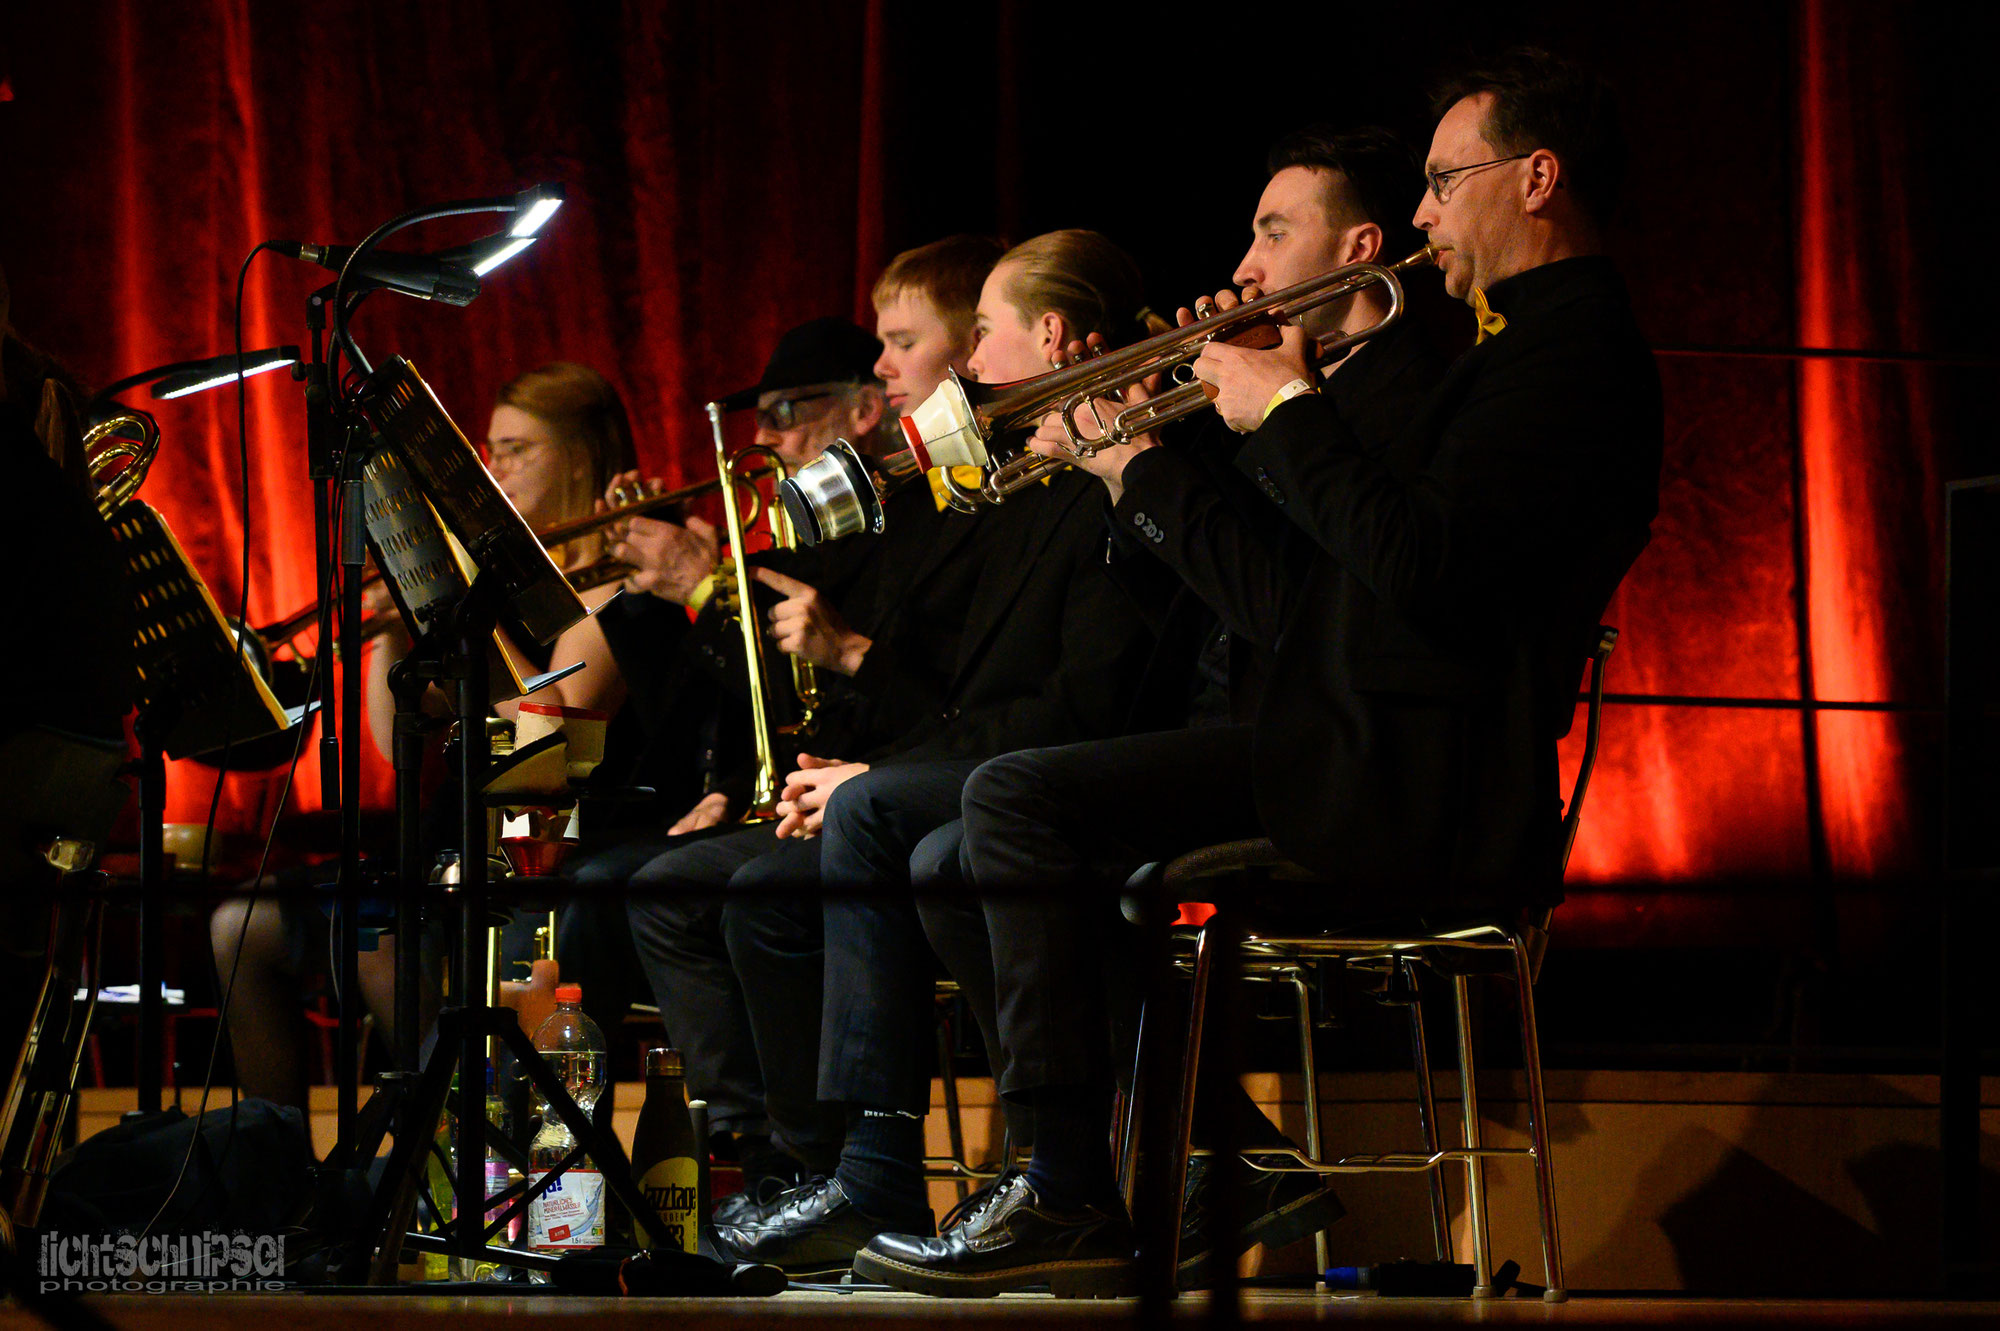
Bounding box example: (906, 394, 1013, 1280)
(628, 1047, 701, 1252)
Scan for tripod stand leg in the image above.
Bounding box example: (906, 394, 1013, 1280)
(389, 655, 429, 1073)
(340, 1034, 458, 1285)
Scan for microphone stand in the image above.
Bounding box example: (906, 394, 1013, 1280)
(301, 281, 369, 1144)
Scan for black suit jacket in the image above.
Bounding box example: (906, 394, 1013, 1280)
(1106, 317, 1443, 729)
(687, 467, 1149, 780)
(1119, 257, 1662, 903)
(871, 469, 1153, 765)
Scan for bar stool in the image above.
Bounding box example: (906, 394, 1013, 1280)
(1137, 626, 1617, 1302)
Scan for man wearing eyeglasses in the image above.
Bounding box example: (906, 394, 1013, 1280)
(610, 318, 894, 621)
(591, 241, 1148, 1239)
(853, 47, 1664, 1298)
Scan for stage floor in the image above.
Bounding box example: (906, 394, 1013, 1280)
(10, 1290, 2000, 1328)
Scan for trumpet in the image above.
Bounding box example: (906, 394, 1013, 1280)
(780, 246, 1435, 539)
(254, 469, 770, 651)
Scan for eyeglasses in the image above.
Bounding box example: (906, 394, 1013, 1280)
(1425, 154, 1531, 203)
(755, 391, 836, 432)
(485, 437, 551, 469)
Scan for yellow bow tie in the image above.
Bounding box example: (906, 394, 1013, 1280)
(1471, 286, 1507, 343)
(927, 465, 989, 510)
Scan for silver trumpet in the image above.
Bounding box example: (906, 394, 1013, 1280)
(779, 246, 1435, 541)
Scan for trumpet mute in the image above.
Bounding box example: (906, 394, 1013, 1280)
(899, 373, 992, 472)
(780, 440, 885, 547)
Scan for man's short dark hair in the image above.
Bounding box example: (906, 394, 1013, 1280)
(1265, 125, 1426, 253)
(1431, 47, 1626, 225)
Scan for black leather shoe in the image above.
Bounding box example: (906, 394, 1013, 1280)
(706, 1176, 931, 1278)
(852, 1173, 1135, 1298)
(712, 1170, 806, 1227)
(1176, 1152, 1346, 1289)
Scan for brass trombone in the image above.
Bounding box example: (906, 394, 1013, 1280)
(706, 402, 819, 822)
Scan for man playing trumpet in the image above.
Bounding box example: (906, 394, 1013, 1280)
(856, 49, 1665, 1298)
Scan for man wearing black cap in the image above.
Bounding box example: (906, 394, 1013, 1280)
(547, 318, 907, 1074)
(611, 317, 898, 684)
(606, 304, 1149, 1274)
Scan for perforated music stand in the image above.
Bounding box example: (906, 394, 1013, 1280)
(106, 501, 294, 1113)
(325, 357, 660, 1284)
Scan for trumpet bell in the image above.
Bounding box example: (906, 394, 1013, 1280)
(780, 440, 885, 546)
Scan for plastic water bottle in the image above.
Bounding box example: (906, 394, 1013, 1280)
(526, 984, 607, 1276)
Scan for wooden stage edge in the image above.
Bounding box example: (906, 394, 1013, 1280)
(7, 1290, 2000, 1328)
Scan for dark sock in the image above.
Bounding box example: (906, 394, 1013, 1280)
(832, 1107, 928, 1223)
(1021, 1085, 1116, 1211)
(1191, 1079, 1289, 1155)
(1001, 1099, 1036, 1161)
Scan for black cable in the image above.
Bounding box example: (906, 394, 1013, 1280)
(192, 241, 283, 888)
(133, 647, 318, 1239)
(134, 239, 284, 1240)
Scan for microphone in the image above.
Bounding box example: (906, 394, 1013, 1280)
(276, 240, 481, 306)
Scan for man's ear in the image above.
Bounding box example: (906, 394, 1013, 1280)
(1037, 310, 1070, 359)
(1523, 148, 1563, 214)
(1342, 222, 1384, 266)
(849, 384, 887, 436)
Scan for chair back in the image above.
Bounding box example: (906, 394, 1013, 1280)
(1559, 626, 1619, 875)
(1524, 626, 1616, 980)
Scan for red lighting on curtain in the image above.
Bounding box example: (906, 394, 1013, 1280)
(1792, 0, 1938, 877)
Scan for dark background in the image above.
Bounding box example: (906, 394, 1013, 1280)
(0, 0, 1991, 944)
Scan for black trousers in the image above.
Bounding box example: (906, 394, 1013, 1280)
(624, 823, 838, 1166)
(817, 760, 1014, 1120)
(945, 726, 1262, 1095)
(558, 829, 671, 1037)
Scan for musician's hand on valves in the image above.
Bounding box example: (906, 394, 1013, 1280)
(1175, 284, 1255, 329)
(753, 568, 872, 675)
(1027, 336, 1160, 506)
(1193, 322, 1312, 434)
(773, 754, 870, 838)
(667, 790, 732, 835)
(614, 513, 720, 604)
(599, 469, 656, 539)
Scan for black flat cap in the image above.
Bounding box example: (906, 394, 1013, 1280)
(717, 317, 883, 411)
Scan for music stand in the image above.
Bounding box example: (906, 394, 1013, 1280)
(319, 357, 663, 1284)
(355, 422, 564, 1075)
(105, 502, 294, 1113)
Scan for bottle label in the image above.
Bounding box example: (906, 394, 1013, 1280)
(527, 1167, 605, 1250)
(486, 1159, 520, 1243)
(637, 1156, 701, 1254)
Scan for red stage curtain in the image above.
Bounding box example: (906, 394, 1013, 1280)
(0, 1, 1977, 888)
(3, 0, 889, 834)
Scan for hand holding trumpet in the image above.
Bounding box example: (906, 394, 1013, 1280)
(1184, 285, 1317, 433)
(602, 469, 721, 603)
(1025, 332, 1165, 505)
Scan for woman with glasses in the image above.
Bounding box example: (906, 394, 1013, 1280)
(211, 362, 640, 1112)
